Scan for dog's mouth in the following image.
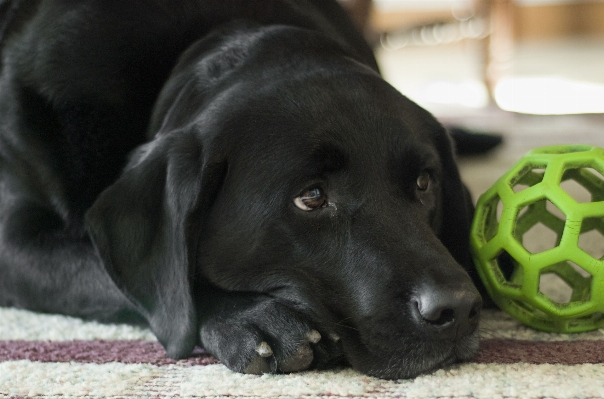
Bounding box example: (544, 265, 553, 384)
(338, 324, 481, 380)
(330, 312, 480, 380)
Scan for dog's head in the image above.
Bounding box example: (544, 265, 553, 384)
(86, 25, 481, 379)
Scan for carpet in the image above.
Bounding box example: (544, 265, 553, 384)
(2, 307, 604, 398)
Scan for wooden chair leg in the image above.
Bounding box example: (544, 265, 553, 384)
(479, 0, 515, 102)
(338, 0, 373, 32)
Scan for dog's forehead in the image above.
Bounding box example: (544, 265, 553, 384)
(221, 74, 444, 176)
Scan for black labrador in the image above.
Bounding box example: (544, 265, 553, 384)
(0, 0, 484, 379)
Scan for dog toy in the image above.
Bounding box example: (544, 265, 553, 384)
(470, 145, 604, 333)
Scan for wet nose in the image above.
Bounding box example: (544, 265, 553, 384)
(411, 283, 482, 340)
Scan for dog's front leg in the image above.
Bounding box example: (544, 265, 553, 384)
(0, 202, 139, 323)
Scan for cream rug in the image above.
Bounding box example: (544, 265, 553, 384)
(2, 307, 604, 398)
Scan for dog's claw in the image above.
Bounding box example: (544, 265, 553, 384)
(255, 341, 273, 357)
(329, 332, 341, 342)
(306, 330, 321, 344)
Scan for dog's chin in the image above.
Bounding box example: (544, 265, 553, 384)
(344, 331, 481, 380)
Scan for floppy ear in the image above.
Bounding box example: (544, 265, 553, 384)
(85, 130, 225, 358)
(434, 131, 489, 293)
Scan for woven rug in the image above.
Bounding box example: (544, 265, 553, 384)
(2, 307, 604, 398)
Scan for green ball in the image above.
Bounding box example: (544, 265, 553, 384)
(471, 145, 604, 333)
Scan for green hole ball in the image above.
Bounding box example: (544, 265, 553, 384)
(470, 145, 604, 333)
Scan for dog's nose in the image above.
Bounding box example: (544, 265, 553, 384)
(411, 283, 482, 340)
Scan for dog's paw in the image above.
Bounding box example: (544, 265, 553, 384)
(199, 298, 342, 374)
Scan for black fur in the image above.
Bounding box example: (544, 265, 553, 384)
(0, 0, 483, 379)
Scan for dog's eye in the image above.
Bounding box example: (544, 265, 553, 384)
(294, 187, 327, 211)
(416, 172, 431, 191)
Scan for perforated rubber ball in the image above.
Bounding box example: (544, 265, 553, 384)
(470, 145, 604, 333)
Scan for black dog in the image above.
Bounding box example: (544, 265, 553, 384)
(0, 0, 483, 379)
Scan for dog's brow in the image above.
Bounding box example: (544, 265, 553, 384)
(417, 150, 441, 170)
(388, 143, 441, 181)
(310, 143, 349, 173)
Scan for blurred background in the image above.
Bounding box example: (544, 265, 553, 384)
(339, 0, 604, 199)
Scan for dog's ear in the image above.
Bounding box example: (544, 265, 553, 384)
(434, 130, 475, 269)
(85, 129, 225, 358)
(434, 129, 493, 303)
